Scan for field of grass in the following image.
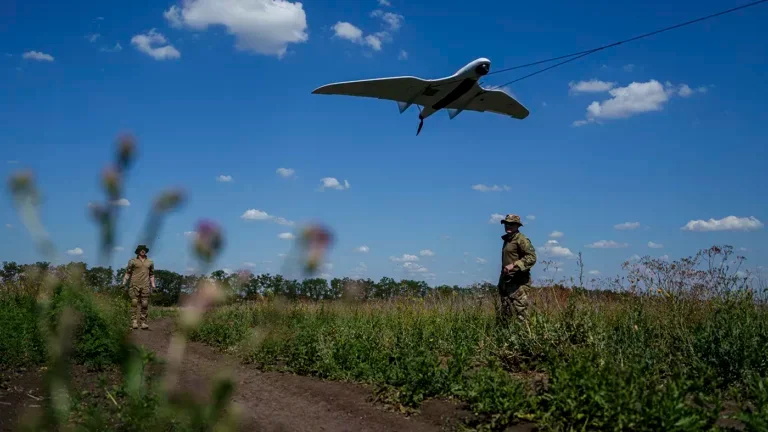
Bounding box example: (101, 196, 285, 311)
(187, 282, 768, 431)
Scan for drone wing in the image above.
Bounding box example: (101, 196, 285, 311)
(311, 76, 434, 105)
(457, 88, 530, 119)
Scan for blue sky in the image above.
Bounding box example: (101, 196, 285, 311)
(1, 0, 767, 287)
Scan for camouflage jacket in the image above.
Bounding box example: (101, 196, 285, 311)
(125, 257, 154, 289)
(501, 232, 537, 272)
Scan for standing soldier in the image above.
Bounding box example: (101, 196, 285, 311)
(123, 244, 155, 330)
(498, 214, 536, 323)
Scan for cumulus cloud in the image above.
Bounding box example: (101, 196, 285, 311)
(476, 257, 487, 264)
(586, 240, 629, 249)
(113, 246, 124, 252)
(472, 184, 510, 192)
(216, 175, 233, 182)
(67, 247, 84, 256)
(86, 33, 101, 43)
(489, 213, 504, 224)
(569, 79, 615, 94)
(378, 0, 391, 5)
(241, 209, 294, 225)
(526, 215, 536, 221)
(276, 167, 295, 178)
(398, 49, 408, 60)
(615, 222, 640, 230)
(355, 245, 370, 253)
(588, 270, 601, 275)
(681, 216, 763, 232)
(131, 29, 180, 60)
(278, 232, 295, 240)
(332, 22, 386, 51)
(99, 43, 123, 53)
(22, 51, 54, 62)
(370, 9, 404, 31)
(111, 198, 130, 206)
(572, 80, 707, 126)
(390, 254, 418, 262)
(540, 240, 575, 258)
(402, 261, 428, 273)
(549, 231, 564, 238)
(419, 249, 435, 257)
(319, 177, 350, 191)
(164, 0, 308, 58)
(648, 241, 664, 249)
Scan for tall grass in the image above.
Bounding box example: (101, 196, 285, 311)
(189, 250, 768, 431)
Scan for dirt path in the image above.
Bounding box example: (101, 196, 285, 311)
(129, 317, 473, 432)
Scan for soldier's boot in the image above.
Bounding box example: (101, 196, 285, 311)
(141, 322, 150, 330)
(131, 320, 138, 330)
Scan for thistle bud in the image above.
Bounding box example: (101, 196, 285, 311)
(193, 219, 223, 263)
(8, 170, 38, 202)
(116, 133, 136, 171)
(102, 166, 121, 200)
(153, 188, 186, 213)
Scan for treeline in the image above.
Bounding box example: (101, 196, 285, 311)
(0, 260, 510, 306)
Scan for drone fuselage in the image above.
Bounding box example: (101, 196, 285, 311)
(417, 58, 491, 121)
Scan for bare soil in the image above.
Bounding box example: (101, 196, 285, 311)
(3, 317, 537, 431)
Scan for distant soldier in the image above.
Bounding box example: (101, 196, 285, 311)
(123, 244, 155, 330)
(498, 214, 536, 323)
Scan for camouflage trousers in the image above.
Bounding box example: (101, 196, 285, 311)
(128, 285, 150, 324)
(497, 273, 530, 324)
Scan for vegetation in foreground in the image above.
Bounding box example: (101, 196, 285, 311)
(187, 246, 768, 431)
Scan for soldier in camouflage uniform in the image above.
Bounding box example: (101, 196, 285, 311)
(497, 214, 537, 323)
(122, 244, 155, 330)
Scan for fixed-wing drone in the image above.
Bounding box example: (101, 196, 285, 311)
(311, 58, 530, 135)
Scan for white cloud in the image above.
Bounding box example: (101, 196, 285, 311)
(332, 22, 384, 51)
(164, 0, 308, 58)
(659, 255, 670, 261)
(131, 29, 180, 60)
(111, 198, 130, 206)
(472, 184, 510, 192)
(549, 231, 564, 238)
(648, 241, 664, 249)
(113, 246, 124, 252)
(615, 222, 640, 230)
(586, 240, 629, 249)
(278, 253, 287, 257)
(241, 209, 271, 220)
(390, 254, 418, 262)
(526, 215, 536, 221)
(588, 270, 601, 275)
(22, 51, 54, 62)
(489, 213, 504, 224)
(420, 249, 434, 257)
(540, 240, 575, 258)
(370, 10, 404, 31)
(681, 216, 763, 232)
(333, 22, 363, 42)
(100, 43, 123, 53)
(86, 33, 101, 43)
(476, 257, 487, 264)
(572, 80, 706, 126)
(243, 262, 257, 268)
(355, 245, 370, 253)
(629, 254, 641, 261)
(378, 0, 391, 6)
(278, 232, 295, 240)
(241, 209, 294, 225)
(216, 175, 233, 182)
(276, 167, 295, 178)
(319, 177, 350, 191)
(402, 261, 428, 273)
(67, 247, 84, 256)
(398, 49, 408, 60)
(184, 231, 197, 239)
(568, 79, 615, 94)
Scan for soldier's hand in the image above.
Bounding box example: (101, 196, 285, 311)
(503, 263, 517, 273)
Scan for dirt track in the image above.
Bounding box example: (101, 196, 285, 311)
(132, 317, 473, 432)
(1, 317, 485, 431)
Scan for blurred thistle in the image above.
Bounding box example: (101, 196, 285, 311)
(101, 165, 122, 201)
(300, 224, 334, 274)
(153, 188, 186, 213)
(138, 188, 187, 252)
(116, 133, 136, 172)
(7, 170, 55, 258)
(193, 219, 224, 265)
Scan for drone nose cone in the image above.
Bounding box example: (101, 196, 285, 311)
(475, 63, 490, 76)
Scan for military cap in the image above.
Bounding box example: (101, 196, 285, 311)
(500, 214, 523, 226)
(135, 244, 149, 254)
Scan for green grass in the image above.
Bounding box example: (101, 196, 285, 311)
(189, 289, 768, 431)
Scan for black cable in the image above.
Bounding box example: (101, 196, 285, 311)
(480, 0, 768, 89)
